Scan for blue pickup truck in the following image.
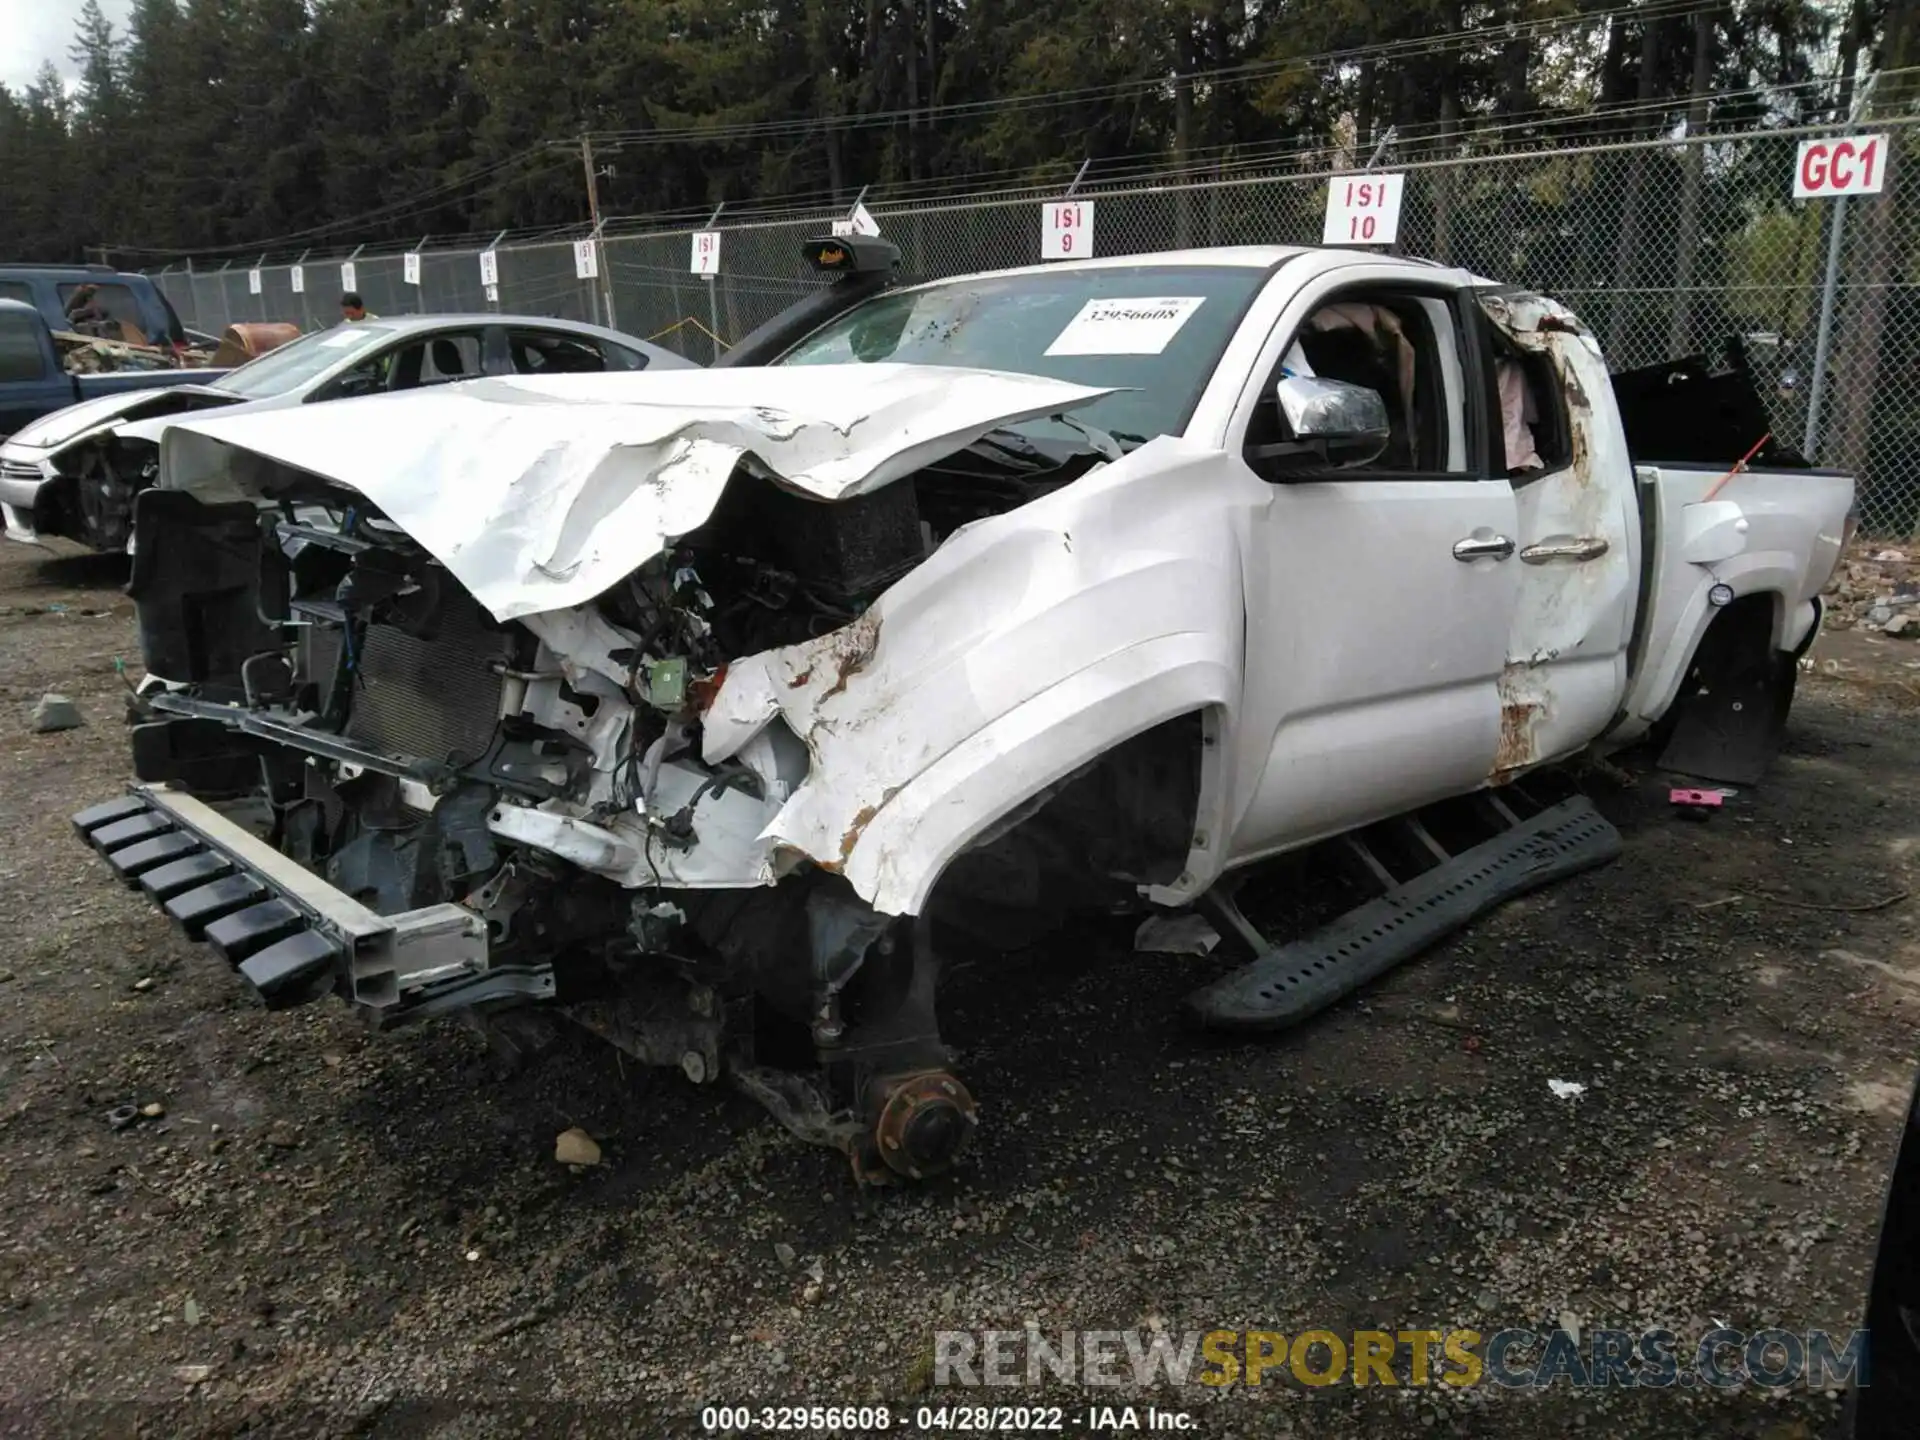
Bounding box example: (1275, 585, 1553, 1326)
(0, 286, 218, 441)
(0, 263, 189, 348)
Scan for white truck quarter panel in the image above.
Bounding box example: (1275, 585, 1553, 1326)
(1620, 464, 1851, 735)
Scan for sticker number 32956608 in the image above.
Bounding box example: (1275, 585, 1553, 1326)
(1044, 296, 1206, 357)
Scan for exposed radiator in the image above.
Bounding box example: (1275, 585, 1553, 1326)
(300, 597, 509, 764)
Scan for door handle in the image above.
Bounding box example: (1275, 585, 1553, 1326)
(1520, 535, 1610, 564)
(1452, 535, 1516, 562)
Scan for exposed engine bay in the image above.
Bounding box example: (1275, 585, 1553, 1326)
(110, 370, 1200, 1183)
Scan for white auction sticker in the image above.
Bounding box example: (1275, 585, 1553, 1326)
(340, 261, 357, 292)
(573, 239, 598, 280)
(404, 251, 422, 286)
(290, 264, 305, 294)
(320, 329, 365, 348)
(691, 230, 721, 275)
(1323, 172, 1405, 246)
(1044, 296, 1205, 357)
(247, 268, 262, 296)
(1041, 200, 1095, 261)
(479, 249, 499, 287)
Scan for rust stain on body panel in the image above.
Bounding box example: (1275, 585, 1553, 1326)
(1493, 663, 1552, 783)
(836, 785, 901, 867)
(818, 612, 882, 702)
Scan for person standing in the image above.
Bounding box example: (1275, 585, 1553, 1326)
(339, 292, 377, 322)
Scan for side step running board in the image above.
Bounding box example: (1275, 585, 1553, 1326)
(1183, 796, 1620, 1034)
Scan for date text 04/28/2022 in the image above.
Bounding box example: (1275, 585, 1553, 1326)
(699, 1404, 1196, 1431)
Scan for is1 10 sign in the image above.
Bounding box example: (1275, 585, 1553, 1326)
(1323, 173, 1405, 247)
(1041, 200, 1095, 261)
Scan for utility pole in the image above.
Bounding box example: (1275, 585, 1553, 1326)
(577, 134, 618, 328)
(579, 135, 603, 233)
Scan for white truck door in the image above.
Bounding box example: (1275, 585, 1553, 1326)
(1226, 275, 1520, 861)
(1474, 290, 1638, 778)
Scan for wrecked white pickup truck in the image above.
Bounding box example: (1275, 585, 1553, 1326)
(72, 237, 1853, 1181)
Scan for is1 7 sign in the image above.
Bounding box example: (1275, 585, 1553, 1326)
(1041, 200, 1095, 261)
(1323, 173, 1405, 247)
(691, 230, 722, 276)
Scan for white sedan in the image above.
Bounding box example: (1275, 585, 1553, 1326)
(0, 313, 695, 552)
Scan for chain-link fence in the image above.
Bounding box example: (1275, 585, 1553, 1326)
(152, 116, 1920, 535)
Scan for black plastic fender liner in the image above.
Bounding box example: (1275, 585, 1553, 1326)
(1183, 797, 1621, 1034)
(126, 488, 279, 699)
(1656, 646, 1797, 788)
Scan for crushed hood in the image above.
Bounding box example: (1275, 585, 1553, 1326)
(154, 364, 1117, 623)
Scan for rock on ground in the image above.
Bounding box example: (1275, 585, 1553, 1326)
(30, 693, 83, 733)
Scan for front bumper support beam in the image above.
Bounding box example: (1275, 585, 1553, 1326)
(72, 785, 529, 1023)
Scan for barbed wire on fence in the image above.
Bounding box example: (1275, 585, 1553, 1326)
(154, 117, 1920, 536)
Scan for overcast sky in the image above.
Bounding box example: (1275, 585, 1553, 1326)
(0, 0, 129, 94)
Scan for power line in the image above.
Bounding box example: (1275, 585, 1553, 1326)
(580, 66, 1917, 234)
(580, 0, 1737, 150)
(104, 144, 572, 259)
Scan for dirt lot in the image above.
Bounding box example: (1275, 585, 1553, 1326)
(3, 537, 1920, 1439)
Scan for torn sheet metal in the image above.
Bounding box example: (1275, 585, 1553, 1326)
(151, 364, 1117, 623)
(701, 437, 1247, 916)
(1480, 288, 1637, 777)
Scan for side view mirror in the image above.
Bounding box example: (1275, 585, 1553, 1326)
(1273, 375, 1391, 468)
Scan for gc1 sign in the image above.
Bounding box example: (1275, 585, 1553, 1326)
(1323, 173, 1405, 246)
(1794, 135, 1889, 198)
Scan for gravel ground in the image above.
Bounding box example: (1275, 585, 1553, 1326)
(2, 537, 1919, 1440)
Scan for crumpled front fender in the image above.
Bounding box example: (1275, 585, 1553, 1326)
(703, 438, 1256, 915)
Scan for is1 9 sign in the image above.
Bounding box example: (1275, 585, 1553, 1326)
(1041, 200, 1095, 262)
(1322, 172, 1405, 247)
